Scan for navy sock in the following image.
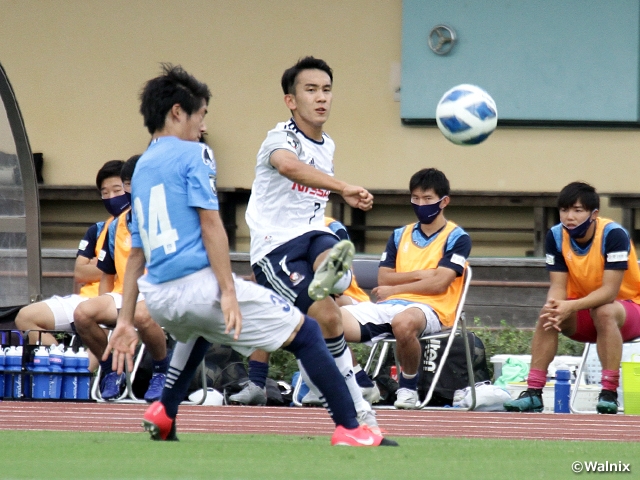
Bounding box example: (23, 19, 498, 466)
(399, 372, 418, 391)
(355, 369, 375, 388)
(100, 355, 113, 375)
(161, 336, 211, 419)
(152, 355, 170, 375)
(284, 316, 358, 429)
(248, 360, 268, 389)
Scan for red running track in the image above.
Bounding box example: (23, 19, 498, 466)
(1, 402, 639, 442)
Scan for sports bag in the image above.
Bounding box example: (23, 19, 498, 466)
(417, 331, 491, 406)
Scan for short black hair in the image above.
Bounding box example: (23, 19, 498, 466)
(281, 56, 333, 95)
(121, 155, 141, 182)
(140, 63, 211, 134)
(96, 160, 124, 190)
(409, 168, 450, 198)
(557, 182, 599, 211)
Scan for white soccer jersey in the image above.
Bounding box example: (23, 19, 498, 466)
(246, 119, 335, 264)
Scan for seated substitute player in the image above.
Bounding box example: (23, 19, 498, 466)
(15, 160, 125, 356)
(340, 168, 472, 409)
(236, 57, 379, 430)
(74, 155, 169, 402)
(504, 182, 640, 414)
(103, 64, 396, 447)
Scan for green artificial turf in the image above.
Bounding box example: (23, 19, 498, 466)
(0, 431, 636, 480)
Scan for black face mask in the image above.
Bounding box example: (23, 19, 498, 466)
(562, 212, 597, 239)
(102, 193, 131, 217)
(412, 196, 447, 225)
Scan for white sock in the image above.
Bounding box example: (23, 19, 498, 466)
(333, 347, 371, 413)
(332, 269, 352, 293)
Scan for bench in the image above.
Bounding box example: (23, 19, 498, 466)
(329, 189, 560, 257)
(37, 185, 251, 250)
(606, 193, 640, 244)
(38, 186, 562, 255)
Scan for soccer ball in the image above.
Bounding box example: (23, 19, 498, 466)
(435, 84, 498, 145)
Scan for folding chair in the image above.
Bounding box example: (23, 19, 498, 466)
(364, 266, 476, 410)
(91, 332, 149, 403)
(91, 330, 209, 405)
(569, 336, 640, 414)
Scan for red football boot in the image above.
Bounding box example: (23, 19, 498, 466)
(331, 425, 398, 447)
(142, 401, 178, 441)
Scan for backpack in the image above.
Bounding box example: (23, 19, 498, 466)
(131, 341, 249, 400)
(417, 331, 491, 406)
(187, 344, 249, 396)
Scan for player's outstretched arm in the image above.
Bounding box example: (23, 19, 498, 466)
(198, 208, 242, 340)
(271, 150, 373, 210)
(103, 247, 145, 374)
(271, 149, 346, 191)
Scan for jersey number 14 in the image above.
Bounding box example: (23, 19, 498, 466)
(135, 184, 179, 260)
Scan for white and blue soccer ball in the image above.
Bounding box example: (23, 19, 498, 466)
(435, 84, 498, 146)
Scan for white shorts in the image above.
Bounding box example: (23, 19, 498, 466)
(104, 292, 144, 310)
(343, 300, 442, 346)
(43, 294, 90, 331)
(137, 267, 302, 357)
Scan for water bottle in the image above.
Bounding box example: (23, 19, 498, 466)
(48, 345, 64, 399)
(61, 347, 79, 400)
(554, 367, 571, 413)
(0, 348, 5, 399)
(31, 346, 50, 399)
(4, 346, 23, 399)
(23, 347, 33, 399)
(76, 347, 91, 400)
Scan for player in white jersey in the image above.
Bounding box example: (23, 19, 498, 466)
(238, 57, 379, 430)
(103, 64, 396, 447)
(246, 118, 336, 264)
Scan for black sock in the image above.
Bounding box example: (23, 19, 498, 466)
(161, 336, 211, 418)
(248, 360, 268, 389)
(284, 317, 358, 429)
(100, 355, 113, 376)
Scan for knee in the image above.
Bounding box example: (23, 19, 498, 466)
(14, 308, 32, 331)
(591, 304, 623, 330)
(315, 308, 342, 331)
(133, 310, 157, 332)
(391, 317, 420, 343)
(73, 303, 91, 329)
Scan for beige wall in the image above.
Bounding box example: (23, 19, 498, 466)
(2, 0, 639, 193)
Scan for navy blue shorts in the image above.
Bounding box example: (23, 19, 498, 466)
(252, 231, 338, 313)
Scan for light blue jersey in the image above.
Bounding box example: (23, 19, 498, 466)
(130, 136, 219, 284)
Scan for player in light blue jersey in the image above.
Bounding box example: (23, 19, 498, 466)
(103, 64, 396, 447)
(130, 137, 218, 284)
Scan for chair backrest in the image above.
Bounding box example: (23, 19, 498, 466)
(351, 257, 380, 290)
(448, 265, 472, 332)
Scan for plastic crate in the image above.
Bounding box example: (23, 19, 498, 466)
(621, 360, 640, 415)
